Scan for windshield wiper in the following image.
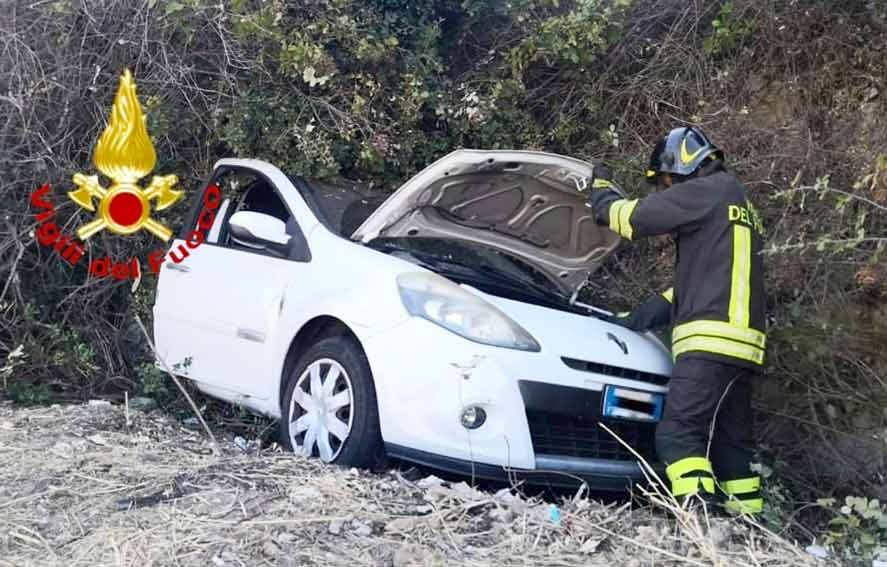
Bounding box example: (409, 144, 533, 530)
(371, 238, 566, 304)
(419, 256, 566, 303)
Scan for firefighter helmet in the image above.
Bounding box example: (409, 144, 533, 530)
(645, 126, 723, 184)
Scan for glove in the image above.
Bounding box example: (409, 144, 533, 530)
(591, 164, 615, 188)
(605, 311, 634, 329)
(611, 293, 672, 332)
(588, 163, 621, 211)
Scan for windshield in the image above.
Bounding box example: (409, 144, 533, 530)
(290, 176, 387, 237)
(368, 237, 563, 298)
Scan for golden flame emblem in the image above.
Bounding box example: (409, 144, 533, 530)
(68, 69, 183, 241)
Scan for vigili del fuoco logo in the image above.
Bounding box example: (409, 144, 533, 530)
(29, 69, 185, 281)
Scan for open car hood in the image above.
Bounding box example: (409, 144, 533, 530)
(352, 150, 624, 295)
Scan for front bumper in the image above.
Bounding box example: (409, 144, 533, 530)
(387, 444, 660, 491)
(362, 316, 667, 490)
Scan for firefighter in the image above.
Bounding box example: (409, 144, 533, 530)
(589, 127, 766, 515)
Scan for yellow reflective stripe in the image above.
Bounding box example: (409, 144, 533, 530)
(723, 476, 760, 495)
(725, 498, 763, 514)
(672, 336, 764, 365)
(729, 225, 752, 326)
(673, 320, 766, 349)
(618, 199, 639, 240)
(593, 178, 614, 189)
(645, 169, 657, 177)
(700, 477, 715, 494)
(672, 476, 715, 496)
(608, 200, 625, 234)
(607, 199, 639, 240)
(666, 456, 713, 482)
(661, 288, 674, 303)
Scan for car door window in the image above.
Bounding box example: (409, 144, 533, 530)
(184, 167, 310, 261)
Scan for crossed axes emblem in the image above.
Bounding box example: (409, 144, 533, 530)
(69, 69, 182, 241)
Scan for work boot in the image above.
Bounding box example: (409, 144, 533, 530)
(681, 491, 724, 517)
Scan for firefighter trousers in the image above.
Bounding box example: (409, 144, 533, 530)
(655, 356, 763, 514)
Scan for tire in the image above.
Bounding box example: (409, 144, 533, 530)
(280, 335, 383, 467)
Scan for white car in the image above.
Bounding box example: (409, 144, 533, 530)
(153, 150, 672, 490)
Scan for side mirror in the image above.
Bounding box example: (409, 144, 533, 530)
(228, 211, 291, 252)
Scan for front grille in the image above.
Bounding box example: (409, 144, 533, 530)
(561, 357, 670, 386)
(526, 410, 657, 462)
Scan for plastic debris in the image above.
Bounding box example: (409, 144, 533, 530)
(549, 504, 562, 526)
(128, 396, 156, 411)
(805, 545, 829, 559)
(233, 436, 248, 451)
(87, 399, 112, 408)
(416, 475, 443, 489)
(182, 417, 199, 429)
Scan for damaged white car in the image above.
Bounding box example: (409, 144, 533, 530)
(153, 150, 672, 489)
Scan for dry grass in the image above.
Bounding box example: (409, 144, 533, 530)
(0, 401, 829, 566)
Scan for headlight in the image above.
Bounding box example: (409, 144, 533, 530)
(397, 272, 541, 352)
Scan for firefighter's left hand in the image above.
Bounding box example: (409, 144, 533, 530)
(611, 311, 643, 331)
(588, 163, 621, 210)
(611, 293, 672, 332)
(591, 164, 615, 190)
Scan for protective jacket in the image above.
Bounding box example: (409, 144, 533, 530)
(593, 164, 766, 369)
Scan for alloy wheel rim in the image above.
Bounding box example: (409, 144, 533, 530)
(288, 358, 354, 462)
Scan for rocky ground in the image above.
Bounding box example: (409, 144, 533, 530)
(0, 401, 827, 566)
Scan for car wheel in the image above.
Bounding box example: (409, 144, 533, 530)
(280, 336, 383, 467)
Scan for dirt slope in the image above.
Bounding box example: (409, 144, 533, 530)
(0, 402, 823, 567)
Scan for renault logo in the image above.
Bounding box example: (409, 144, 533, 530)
(607, 332, 629, 355)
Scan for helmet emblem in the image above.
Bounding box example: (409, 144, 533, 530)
(680, 137, 704, 165)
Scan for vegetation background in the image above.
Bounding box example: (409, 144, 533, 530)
(1, 0, 885, 559)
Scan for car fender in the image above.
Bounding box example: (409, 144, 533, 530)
(262, 228, 426, 415)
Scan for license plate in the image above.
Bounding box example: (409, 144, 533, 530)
(602, 386, 664, 422)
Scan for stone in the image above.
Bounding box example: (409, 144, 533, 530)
(289, 486, 321, 502)
(385, 516, 425, 533)
(580, 536, 604, 554)
(86, 434, 108, 446)
(706, 519, 732, 547)
(392, 544, 435, 567)
(351, 520, 372, 536)
(262, 541, 280, 557)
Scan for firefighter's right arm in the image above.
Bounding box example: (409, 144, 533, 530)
(590, 176, 717, 240)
